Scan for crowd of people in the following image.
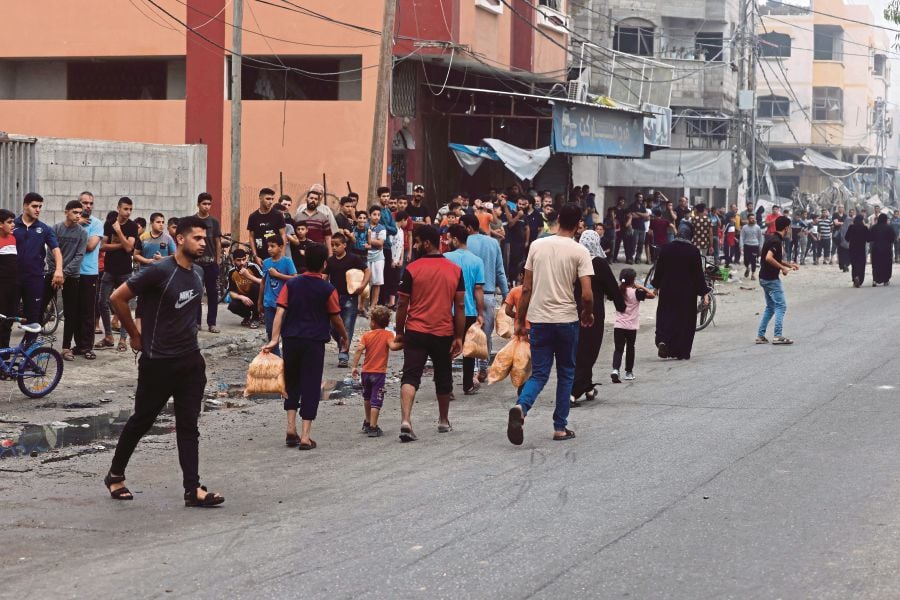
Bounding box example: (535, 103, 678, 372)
(1, 182, 896, 507)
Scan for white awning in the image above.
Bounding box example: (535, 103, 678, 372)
(801, 149, 857, 171)
(591, 149, 732, 188)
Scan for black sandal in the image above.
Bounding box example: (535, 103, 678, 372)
(553, 428, 576, 441)
(104, 472, 134, 500)
(184, 485, 225, 507)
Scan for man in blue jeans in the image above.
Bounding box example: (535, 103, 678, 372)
(756, 215, 798, 346)
(507, 204, 594, 445)
(326, 233, 369, 367)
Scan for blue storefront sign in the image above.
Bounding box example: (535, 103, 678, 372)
(551, 103, 644, 157)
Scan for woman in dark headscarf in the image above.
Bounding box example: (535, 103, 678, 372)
(571, 230, 625, 402)
(869, 213, 897, 286)
(652, 222, 710, 360)
(844, 214, 869, 288)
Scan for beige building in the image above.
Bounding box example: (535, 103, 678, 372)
(756, 0, 891, 206)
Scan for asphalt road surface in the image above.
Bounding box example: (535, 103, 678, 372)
(2, 269, 898, 599)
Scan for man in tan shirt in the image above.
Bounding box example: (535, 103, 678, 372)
(507, 204, 594, 445)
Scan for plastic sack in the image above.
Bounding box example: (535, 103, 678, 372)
(462, 324, 489, 359)
(509, 339, 532, 388)
(244, 351, 286, 397)
(495, 307, 514, 339)
(487, 338, 518, 384)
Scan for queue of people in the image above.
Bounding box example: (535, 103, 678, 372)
(5, 183, 894, 509)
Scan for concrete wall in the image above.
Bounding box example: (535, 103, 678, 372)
(33, 137, 206, 226)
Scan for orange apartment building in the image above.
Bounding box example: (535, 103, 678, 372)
(0, 0, 569, 232)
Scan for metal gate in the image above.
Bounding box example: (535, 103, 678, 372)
(0, 136, 37, 212)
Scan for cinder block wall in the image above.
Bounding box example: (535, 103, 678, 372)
(34, 137, 207, 226)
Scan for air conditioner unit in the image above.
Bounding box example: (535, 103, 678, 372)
(567, 80, 586, 102)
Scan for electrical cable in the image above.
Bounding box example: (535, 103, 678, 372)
(167, 0, 378, 48)
(143, 0, 380, 79)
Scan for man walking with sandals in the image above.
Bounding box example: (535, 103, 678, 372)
(103, 216, 224, 507)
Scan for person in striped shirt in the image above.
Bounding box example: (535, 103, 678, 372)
(816, 209, 833, 265)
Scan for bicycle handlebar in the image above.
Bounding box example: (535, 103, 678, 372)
(0, 314, 42, 333)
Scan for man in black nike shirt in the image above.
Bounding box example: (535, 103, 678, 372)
(103, 216, 225, 507)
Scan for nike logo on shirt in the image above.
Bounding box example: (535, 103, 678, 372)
(175, 290, 199, 309)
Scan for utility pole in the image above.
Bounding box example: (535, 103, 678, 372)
(367, 0, 398, 203)
(734, 0, 750, 207)
(748, 0, 757, 203)
(230, 0, 243, 241)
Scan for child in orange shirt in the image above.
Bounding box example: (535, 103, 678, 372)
(350, 305, 401, 437)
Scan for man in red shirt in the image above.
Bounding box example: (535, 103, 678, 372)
(394, 224, 465, 442)
(765, 205, 782, 235)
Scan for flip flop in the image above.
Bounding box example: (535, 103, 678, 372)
(437, 423, 453, 433)
(399, 424, 418, 443)
(285, 433, 300, 447)
(507, 405, 524, 446)
(298, 439, 317, 450)
(553, 428, 576, 441)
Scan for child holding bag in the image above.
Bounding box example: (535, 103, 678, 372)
(611, 268, 655, 383)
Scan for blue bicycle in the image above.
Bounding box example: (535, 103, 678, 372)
(0, 314, 63, 398)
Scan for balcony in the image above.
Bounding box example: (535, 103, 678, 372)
(664, 57, 737, 110)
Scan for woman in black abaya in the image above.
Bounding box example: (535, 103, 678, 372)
(869, 213, 897, 286)
(844, 215, 869, 288)
(651, 223, 710, 360)
(572, 230, 625, 402)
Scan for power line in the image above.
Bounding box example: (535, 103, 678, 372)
(168, 0, 378, 48)
(143, 0, 379, 79)
(495, 0, 730, 86)
(765, 0, 900, 35)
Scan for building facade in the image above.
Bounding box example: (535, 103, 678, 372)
(0, 0, 570, 230)
(571, 0, 743, 209)
(756, 0, 891, 207)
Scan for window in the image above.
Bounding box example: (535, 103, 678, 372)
(684, 117, 729, 149)
(67, 60, 168, 100)
(813, 25, 843, 61)
(757, 95, 790, 118)
(695, 32, 724, 62)
(538, 0, 562, 10)
(813, 87, 842, 121)
(235, 55, 362, 101)
(614, 26, 654, 56)
(759, 32, 791, 58)
(475, 0, 502, 14)
(874, 53, 886, 77)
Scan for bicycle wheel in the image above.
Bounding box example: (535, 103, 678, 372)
(695, 293, 716, 332)
(17, 347, 64, 398)
(217, 271, 230, 303)
(41, 296, 60, 335)
(643, 264, 656, 288)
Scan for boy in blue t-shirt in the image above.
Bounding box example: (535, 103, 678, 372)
(135, 212, 177, 270)
(259, 236, 296, 355)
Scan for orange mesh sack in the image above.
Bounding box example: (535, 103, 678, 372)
(244, 351, 286, 397)
(487, 338, 518, 384)
(509, 339, 532, 388)
(462, 324, 489, 359)
(495, 308, 514, 339)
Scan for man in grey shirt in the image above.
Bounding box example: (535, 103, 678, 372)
(46, 200, 88, 358)
(740, 214, 765, 280)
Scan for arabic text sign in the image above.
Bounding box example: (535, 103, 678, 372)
(552, 104, 644, 157)
(643, 104, 672, 147)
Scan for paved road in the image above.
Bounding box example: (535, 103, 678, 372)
(1, 272, 898, 599)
